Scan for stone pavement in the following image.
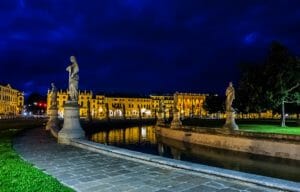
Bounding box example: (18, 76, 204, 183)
(14, 127, 282, 192)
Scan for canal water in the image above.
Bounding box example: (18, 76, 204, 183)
(89, 125, 300, 182)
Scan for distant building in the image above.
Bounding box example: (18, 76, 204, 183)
(47, 90, 208, 119)
(0, 84, 24, 117)
(175, 92, 207, 117)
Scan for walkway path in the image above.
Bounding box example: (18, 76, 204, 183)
(14, 127, 280, 192)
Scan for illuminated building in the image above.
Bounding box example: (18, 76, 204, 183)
(150, 95, 174, 118)
(47, 90, 207, 119)
(47, 90, 94, 118)
(0, 84, 24, 117)
(175, 92, 207, 118)
(105, 95, 152, 119)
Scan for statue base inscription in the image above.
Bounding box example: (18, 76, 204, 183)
(223, 111, 239, 131)
(58, 101, 84, 144)
(170, 111, 182, 129)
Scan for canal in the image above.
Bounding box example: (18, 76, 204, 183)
(89, 125, 300, 182)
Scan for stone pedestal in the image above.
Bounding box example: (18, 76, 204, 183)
(170, 110, 182, 129)
(46, 107, 59, 131)
(223, 111, 239, 131)
(46, 107, 60, 138)
(58, 101, 84, 144)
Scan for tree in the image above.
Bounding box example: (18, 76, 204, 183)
(203, 94, 224, 115)
(264, 42, 300, 127)
(236, 63, 270, 115)
(237, 42, 300, 126)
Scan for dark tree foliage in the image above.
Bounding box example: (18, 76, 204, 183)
(203, 94, 225, 114)
(237, 41, 300, 126)
(236, 63, 269, 114)
(265, 42, 300, 126)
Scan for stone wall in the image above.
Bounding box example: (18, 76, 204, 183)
(158, 127, 300, 160)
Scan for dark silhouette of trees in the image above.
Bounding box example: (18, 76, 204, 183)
(237, 41, 300, 126)
(203, 94, 224, 115)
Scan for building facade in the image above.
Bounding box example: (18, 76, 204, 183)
(47, 90, 207, 119)
(176, 92, 207, 118)
(0, 84, 24, 117)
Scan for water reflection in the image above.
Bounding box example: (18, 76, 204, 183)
(89, 125, 300, 182)
(90, 126, 156, 145)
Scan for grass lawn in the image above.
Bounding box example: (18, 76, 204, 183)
(0, 119, 73, 192)
(239, 124, 300, 135)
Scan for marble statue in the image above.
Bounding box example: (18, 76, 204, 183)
(156, 99, 165, 126)
(50, 83, 57, 108)
(223, 82, 239, 131)
(66, 56, 79, 101)
(159, 99, 164, 112)
(225, 82, 235, 111)
(46, 83, 59, 133)
(173, 93, 178, 111)
(170, 92, 182, 129)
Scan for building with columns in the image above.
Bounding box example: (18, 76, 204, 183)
(176, 92, 207, 118)
(47, 90, 207, 119)
(0, 84, 24, 117)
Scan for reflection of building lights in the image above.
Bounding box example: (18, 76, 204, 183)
(141, 127, 147, 138)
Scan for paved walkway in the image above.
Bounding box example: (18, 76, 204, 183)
(14, 127, 281, 192)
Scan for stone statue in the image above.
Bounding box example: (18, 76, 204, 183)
(225, 82, 235, 112)
(66, 56, 79, 101)
(50, 83, 58, 108)
(173, 93, 179, 112)
(58, 56, 84, 144)
(171, 92, 182, 129)
(46, 83, 59, 134)
(159, 99, 163, 112)
(223, 82, 239, 131)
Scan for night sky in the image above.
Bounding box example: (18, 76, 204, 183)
(1, 0, 300, 96)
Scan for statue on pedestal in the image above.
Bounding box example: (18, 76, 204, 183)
(170, 93, 182, 129)
(156, 99, 165, 126)
(46, 83, 59, 135)
(66, 56, 79, 101)
(58, 56, 84, 144)
(223, 82, 238, 131)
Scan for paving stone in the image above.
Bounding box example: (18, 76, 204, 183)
(14, 127, 282, 192)
(182, 184, 217, 192)
(204, 181, 229, 190)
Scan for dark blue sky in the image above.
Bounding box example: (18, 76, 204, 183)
(1, 0, 300, 96)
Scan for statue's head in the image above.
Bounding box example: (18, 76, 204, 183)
(229, 82, 233, 87)
(51, 83, 54, 87)
(70, 55, 76, 63)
